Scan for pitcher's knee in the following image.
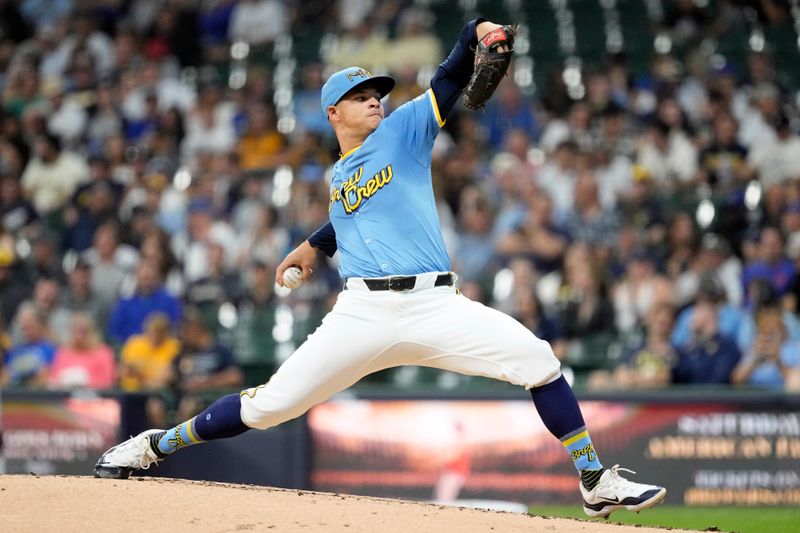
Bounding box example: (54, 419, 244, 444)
(519, 338, 561, 388)
(239, 388, 310, 430)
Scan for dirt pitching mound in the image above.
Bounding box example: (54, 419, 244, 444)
(1, 475, 684, 532)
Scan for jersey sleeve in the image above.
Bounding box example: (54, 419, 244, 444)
(382, 89, 445, 167)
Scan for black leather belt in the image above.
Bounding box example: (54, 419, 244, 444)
(362, 273, 454, 291)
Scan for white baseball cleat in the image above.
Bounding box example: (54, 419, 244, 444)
(93, 429, 164, 479)
(580, 464, 667, 518)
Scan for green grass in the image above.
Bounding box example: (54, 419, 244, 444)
(529, 505, 800, 533)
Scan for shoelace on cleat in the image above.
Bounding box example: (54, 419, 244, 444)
(604, 464, 641, 490)
(116, 435, 159, 470)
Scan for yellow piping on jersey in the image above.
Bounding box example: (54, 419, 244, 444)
(339, 144, 362, 161)
(428, 88, 445, 128)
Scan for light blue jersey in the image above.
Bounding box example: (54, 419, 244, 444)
(328, 89, 450, 279)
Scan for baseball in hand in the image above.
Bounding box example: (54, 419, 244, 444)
(283, 266, 303, 289)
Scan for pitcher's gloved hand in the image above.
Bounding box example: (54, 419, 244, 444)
(463, 24, 517, 110)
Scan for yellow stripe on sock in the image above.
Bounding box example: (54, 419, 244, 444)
(562, 430, 589, 447)
(186, 417, 202, 444)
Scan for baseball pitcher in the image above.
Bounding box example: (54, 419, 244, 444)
(95, 18, 666, 518)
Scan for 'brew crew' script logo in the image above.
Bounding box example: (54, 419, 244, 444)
(570, 443, 597, 464)
(329, 164, 393, 214)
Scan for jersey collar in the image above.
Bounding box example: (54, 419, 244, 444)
(339, 144, 362, 162)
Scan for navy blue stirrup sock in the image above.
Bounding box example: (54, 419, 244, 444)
(530, 375, 604, 476)
(153, 393, 250, 456)
(194, 393, 251, 440)
(529, 375, 585, 439)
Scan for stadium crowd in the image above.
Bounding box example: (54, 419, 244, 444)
(2, 1, 800, 422)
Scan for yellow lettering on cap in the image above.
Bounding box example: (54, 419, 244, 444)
(346, 69, 371, 81)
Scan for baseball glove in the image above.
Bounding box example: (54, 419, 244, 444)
(463, 25, 517, 110)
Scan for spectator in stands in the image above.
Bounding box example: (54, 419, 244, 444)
(481, 81, 539, 149)
(539, 100, 593, 154)
(327, 17, 389, 73)
(139, 227, 184, 297)
(513, 286, 565, 361)
(20, 132, 89, 214)
(62, 180, 118, 252)
(119, 311, 181, 392)
(83, 221, 139, 306)
(613, 247, 674, 335)
(107, 261, 181, 345)
(44, 78, 88, 145)
(47, 312, 115, 390)
(24, 228, 66, 283)
(49, 258, 109, 343)
(70, 156, 125, 215)
(0, 247, 31, 323)
(2, 57, 43, 117)
(671, 274, 744, 349)
(181, 81, 238, 162)
(635, 118, 697, 188)
(185, 241, 241, 327)
(383, 7, 444, 72)
(143, 3, 201, 68)
(484, 152, 525, 233)
(233, 261, 278, 368)
(236, 102, 286, 171)
(556, 247, 615, 341)
(123, 90, 159, 142)
(588, 301, 677, 390)
(452, 186, 498, 284)
(674, 233, 743, 309)
(173, 196, 237, 283)
(86, 83, 124, 151)
(746, 113, 800, 188)
(2, 304, 55, 387)
(173, 307, 243, 420)
(741, 226, 795, 305)
(228, 0, 287, 46)
(616, 166, 666, 249)
(1, 173, 38, 236)
(50, 9, 116, 78)
(736, 278, 800, 352)
(293, 63, 329, 136)
(236, 202, 289, 268)
(496, 189, 569, 275)
(732, 306, 800, 388)
(562, 171, 621, 250)
(121, 60, 196, 129)
(738, 82, 780, 149)
(672, 300, 741, 384)
(664, 211, 698, 280)
(697, 111, 748, 193)
(11, 276, 61, 343)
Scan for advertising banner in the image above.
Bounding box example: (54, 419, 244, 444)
(1, 393, 120, 475)
(308, 399, 800, 507)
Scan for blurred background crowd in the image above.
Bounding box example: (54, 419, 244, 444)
(3, 0, 800, 424)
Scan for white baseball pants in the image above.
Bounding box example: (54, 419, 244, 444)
(239, 272, 561, 430)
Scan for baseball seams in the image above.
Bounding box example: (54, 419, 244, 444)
(282, 266, 303, 289)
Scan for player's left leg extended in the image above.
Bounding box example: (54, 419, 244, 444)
(95, 287, 402, 479)
(404, 286, 666, 518)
